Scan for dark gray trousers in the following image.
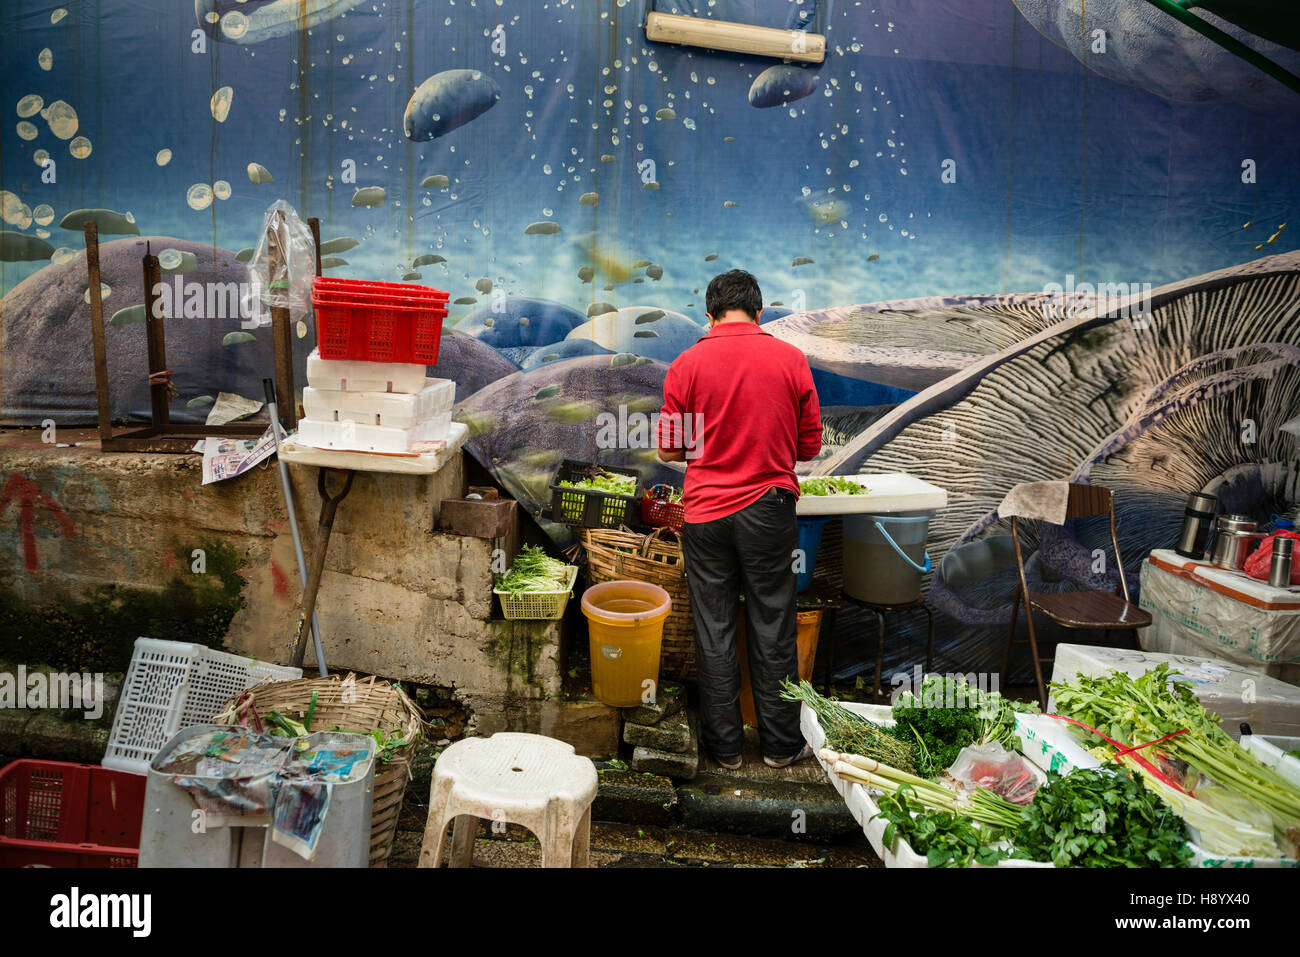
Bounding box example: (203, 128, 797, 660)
(682, 487, 803, 760)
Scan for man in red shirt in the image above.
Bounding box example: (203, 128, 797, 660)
(657, 270, 823, 769)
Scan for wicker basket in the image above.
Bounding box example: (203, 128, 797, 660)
(578, 526, 695, 681)
(213, 673, 425, 868)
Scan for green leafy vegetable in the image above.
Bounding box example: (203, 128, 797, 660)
(558, 466, 637, 496)
(799, 476, 869, 496)
(874, 784, 1007, 868)
(780, 679, 917, 775)
(495, 545, 574, 598)
(1012, 767, 1192, 868)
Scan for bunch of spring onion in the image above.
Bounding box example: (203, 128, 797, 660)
(494, 545, 574, 598)
(1052, 665, 1300, 847)
(780, 679, 917, 774)
(821, 747, 1024, 830)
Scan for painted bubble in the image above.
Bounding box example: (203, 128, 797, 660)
(33, 149, 49, 167)
(156, 148, 172, 166)
(69, 136, 92, 159)
(109, 305, 146, 327)
(705, 252, 718, 261)
(223, 331, 256, 346)
(186, 395, 215, 408)
(41, 100, 78, 138)
(403, 69, 501, 141)
(792, 256, 814, 266)
(0, 230, 54, 262)
(723, 200, 738, 208)
(524, 221, 561, 234)
(16, 122, 38, 140)
(655, 108, 676, 120)
(412, 253, 445, 266)
(352, 186, 386, 207)
(50, 247, 77, 265)
(17, 94, 43, 118)
(403, 271, 421, 281)
(213, 180, 232, 200)
(33, 204, 54, 226)
(748, 64, 819, 108)
(51, 8, 67, 24)
(187, 183, 214, 210)
(476, 277, 494, 294)
(319, 237, 357, 254)
(59, 208, 139, 234)
(247, 162, 273, 184)
(158, 248, 183, 270)
(210, 86, 233, 123)
(83, 282, 111, 303)
(421, 174, 450, 188)
(645, 264, 663, 280)
(579, 192, 598, 206)
(577, 266, 594, 282)
(220, 10, 250, 39)
(38, 48, 52, 70)
(1, 191, 24, 224)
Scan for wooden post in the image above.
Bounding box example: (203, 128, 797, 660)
(141, 243, 170, 430)
(268, 210, 297, 430)
(84, 222, 114, 443)
(308, 217, 322, 277)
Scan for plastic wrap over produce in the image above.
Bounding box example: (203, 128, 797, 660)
(1139, 558, 1300, 684)
(244, 199, 317, 325)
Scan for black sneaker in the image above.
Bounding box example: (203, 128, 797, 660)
(763, 744, 814, 769)
(713, 753, 743, 770)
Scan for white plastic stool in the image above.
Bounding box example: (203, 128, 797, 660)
(418, 732, 599, 868)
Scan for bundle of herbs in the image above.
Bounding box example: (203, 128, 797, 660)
(1052, 664, 1300, 855)
(1011, 767, 1193, 868)
(781, 679, 917, 774)
(892, 674, 1040, 778)
(494, 545, 575, 598)
(874, 785, 1011, 867)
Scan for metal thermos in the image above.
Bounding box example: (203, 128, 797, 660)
(1210, 514, 1261, 570)
(1270, 536, 1294, 588)
(1175, 492, 1218, 559)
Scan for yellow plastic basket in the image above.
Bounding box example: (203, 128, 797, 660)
(494, 565, 579, 620)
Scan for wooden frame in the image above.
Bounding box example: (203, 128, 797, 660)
(84, 214, 320, 453)
(1001, 482, 1151, 707)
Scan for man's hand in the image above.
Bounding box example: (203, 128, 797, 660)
(657, 447, 686, 463)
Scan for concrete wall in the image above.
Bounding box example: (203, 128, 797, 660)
(0, 432, 562, 735)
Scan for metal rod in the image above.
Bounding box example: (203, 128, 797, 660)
(290, 468, 355, 670)
(264, 378, 327, 676)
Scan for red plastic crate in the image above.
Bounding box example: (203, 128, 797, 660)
(314, 276, 450, 302)
(312, 287, 448, 364)
(0, 760, 145, 868)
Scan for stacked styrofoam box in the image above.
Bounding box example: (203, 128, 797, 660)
(297, 347, 455, 454)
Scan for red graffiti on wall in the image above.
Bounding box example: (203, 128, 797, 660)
(0, 473, 75, 572)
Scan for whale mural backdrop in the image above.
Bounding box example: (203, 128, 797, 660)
(1, 0, 1297, 679)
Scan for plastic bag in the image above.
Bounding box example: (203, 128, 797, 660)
(948, 742, 1040, 805)
(243, 199, 317, 327)
(1242, 529, 1300, 584)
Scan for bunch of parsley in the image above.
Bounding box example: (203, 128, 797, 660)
(1011, 767, 1192, 867)
(874, 785, 1007, 868)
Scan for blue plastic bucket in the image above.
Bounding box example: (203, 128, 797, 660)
(796, 517, 828, 593)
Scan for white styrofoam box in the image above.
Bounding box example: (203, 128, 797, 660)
(305, 347, 430, 394)
(795, 472, 948, 516)
(104, 638, 302, 775)
(1049, 643, 1300, 737)
(302, 378, 454, 430)
(1241, 733, 1300, 788)
(294, 411, 453, 454)
(1015, 710, 1300, 868)
(800, 700, 1051, 868)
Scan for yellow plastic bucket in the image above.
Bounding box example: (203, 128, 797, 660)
(581, 580, 672, 707)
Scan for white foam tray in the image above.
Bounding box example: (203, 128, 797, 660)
(1015, 713, 1300, 869)
(305, 347, 429, 394)
(795, 472, 948, 516)
(303, 378, 454, 430)
(294, 410, 452, 454)
(801, 700, 1048, 868)
(1241, 734, 1300, 788)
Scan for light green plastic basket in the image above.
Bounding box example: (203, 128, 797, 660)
(494, 565, 579, 620)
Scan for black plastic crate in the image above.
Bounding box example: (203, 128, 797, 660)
(547, 459, 640, 528)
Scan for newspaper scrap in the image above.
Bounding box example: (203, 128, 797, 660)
(200, 424, 282, 484)
(205, 391, 264, 427)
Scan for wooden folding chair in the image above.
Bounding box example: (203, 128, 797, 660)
(1000, 482, 1152, 707)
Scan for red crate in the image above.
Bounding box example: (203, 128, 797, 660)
(312, 287, 448, 364)
(0, 760, 145, 868)
(314, 276, 450, 302)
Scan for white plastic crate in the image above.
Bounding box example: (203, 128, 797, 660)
(305, 347, 429, 394)
(302, 378, 454, 430)
(104, 638, 301, 775)
(294, 410, 453, 454)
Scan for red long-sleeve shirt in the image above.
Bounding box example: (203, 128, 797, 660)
(657, 321, 822, 524)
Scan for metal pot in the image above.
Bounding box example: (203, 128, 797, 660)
(1209, 514, 1264, 570)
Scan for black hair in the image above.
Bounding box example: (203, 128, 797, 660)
(705, 269, 762, 321)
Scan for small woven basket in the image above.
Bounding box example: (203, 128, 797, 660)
(214, 672, 425, 867)
(578, 526, 695, 680)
